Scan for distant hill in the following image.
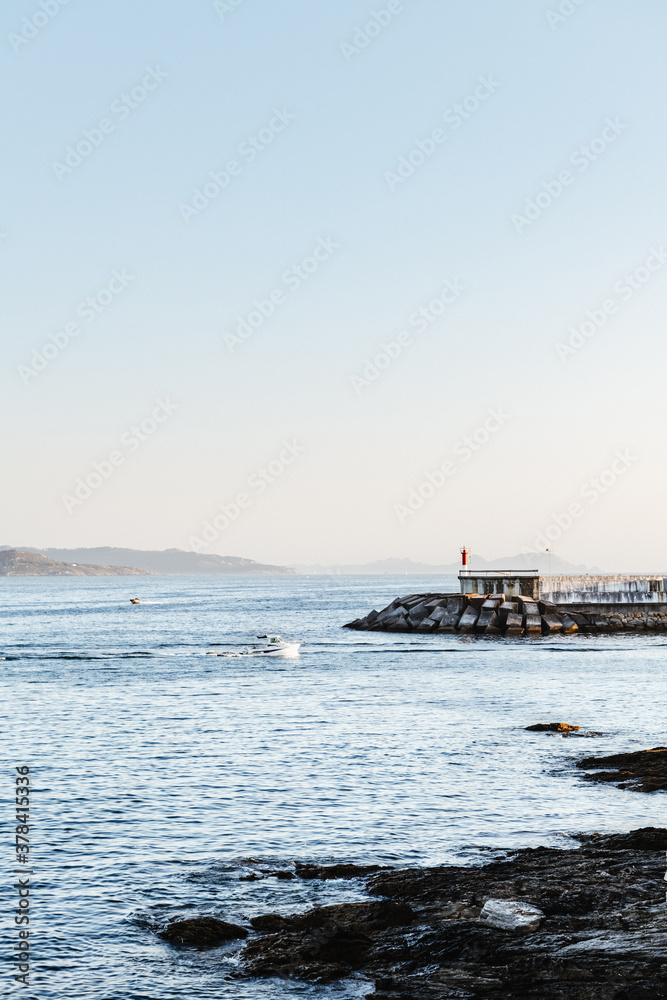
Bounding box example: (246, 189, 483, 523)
(2, 546, 295, 576)
(296, 553, 594, 575)
(0, 549, 151, 577)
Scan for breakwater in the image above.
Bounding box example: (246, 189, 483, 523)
(344, 592, 667, 635)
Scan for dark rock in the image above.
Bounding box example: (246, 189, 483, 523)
(578, 827, 667, 851)
(485, 612, 503, 635)
(457, 605, 479, 632)
(250, 913, 297, 932)
(526, 722, 581, 732)
(295, 862, 388, 880)
(538, 600, 559, 613)
(504, 612, 523, 633)
(242, 900, 413, 981)
(499, 601, 518, 613)
(577, 748, 667, 792)
(445, 595, 465, 613)
(240, 830, 667, 995)
(475, 607, 495, 632)
(541, 614, 563, 633)
(159, 916, 248, 946)
(439, 608, 462, 628)
(560, 613, 579, 633)
(524, 613, 542, 633)
(614, 984, 667, 999)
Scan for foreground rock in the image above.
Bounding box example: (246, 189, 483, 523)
(526, 722, 580, 733)
(240, 829, 667, 998)
(578, 746, 667, 792)
(159, 916, 248, 946)
(344, 592, 667, 636)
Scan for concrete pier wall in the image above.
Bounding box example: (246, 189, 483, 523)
(545, 574, 666, 603)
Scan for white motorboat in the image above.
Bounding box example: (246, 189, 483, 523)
(207, 634, 302, 657)
(248, 635, 302, 656)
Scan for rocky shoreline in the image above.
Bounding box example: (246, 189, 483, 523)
(578, 747, 667, 793)
(237, 827, 667, 998)
(344, 592, 667, 635)
(159, 824, 667, 999)
(156, 734, 667, 997)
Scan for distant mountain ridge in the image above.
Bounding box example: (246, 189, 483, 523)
(0, 546, 295, 576)
(0, 549, 151, 577)
(296, 553, 595, 575)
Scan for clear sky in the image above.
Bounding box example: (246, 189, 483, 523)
(2, 0, 666, 570)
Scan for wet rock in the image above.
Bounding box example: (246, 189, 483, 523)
(526, 722, 581, 732)
(578, 827, 667, 851)
(577, 747, 667, 792)
(240, 829, 667, 997)
(242, 900, 413, 982)
(250, 913, 297, 932)
(159, 915, 248, 946)
(294, 862, 388, 880)
(614, 985, 667, 999)
(479, 898, 545, 931)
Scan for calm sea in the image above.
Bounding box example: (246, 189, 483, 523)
(2, 575, 665, 998)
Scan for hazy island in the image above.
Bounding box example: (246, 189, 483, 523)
(0, 546, 295, 576)
(0, 549, 151, 577)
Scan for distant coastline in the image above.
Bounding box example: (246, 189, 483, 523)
(0, 546, 295, 576)
(0, 549, 150, 577)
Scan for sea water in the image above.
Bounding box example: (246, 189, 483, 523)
(1, 575, 665, 998)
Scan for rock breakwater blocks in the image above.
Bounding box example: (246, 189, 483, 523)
(343, 593, 667, 636)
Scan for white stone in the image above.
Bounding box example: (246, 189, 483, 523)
(479, 898, 545, 931)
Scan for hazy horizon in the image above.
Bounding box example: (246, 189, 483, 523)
(3, 1, 667, 572)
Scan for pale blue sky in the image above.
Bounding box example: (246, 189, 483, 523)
(2, 0, 666, 569)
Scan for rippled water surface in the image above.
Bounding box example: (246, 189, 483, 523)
(2, 575, 666, 997)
